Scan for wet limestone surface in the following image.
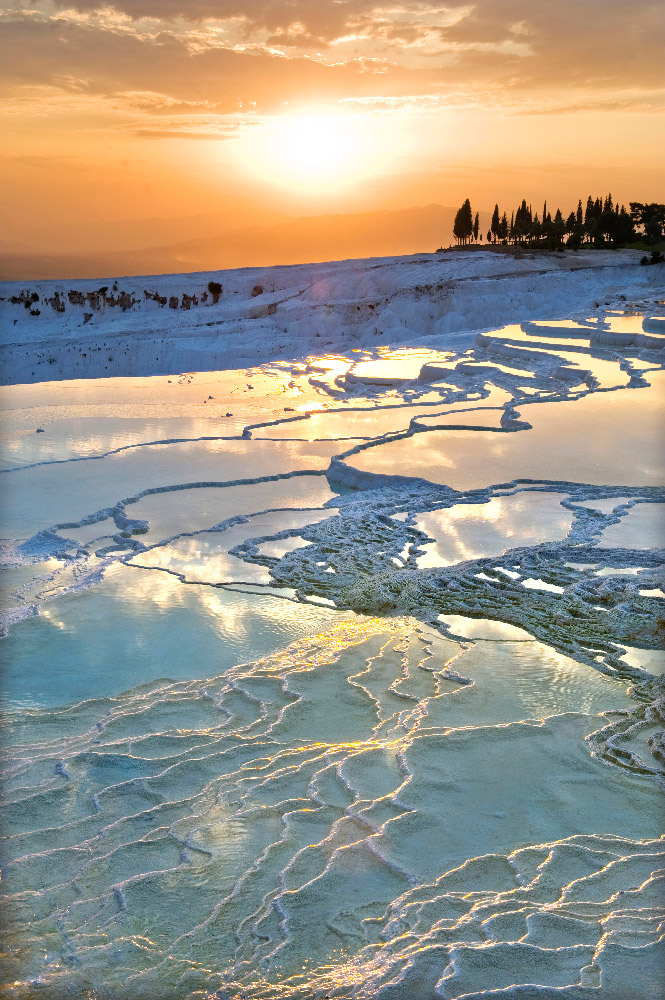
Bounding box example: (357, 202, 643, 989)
(1, 309, 664, 999)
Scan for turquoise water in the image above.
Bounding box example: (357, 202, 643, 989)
(0, 565, 353, 709)
(1, 317, 663, 998)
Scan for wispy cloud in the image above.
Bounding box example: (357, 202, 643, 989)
(131, 127, 235, 138)
(3, 0, 663, 109)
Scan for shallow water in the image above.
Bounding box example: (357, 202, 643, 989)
(1, 311, 664, 999)
(346, 373, 665, 490)
(413, 492, 574, 567)
(0, 564, 354, 708)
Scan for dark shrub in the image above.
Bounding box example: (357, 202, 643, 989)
(208, 280, 222, 304)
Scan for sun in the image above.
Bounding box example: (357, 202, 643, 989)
(234, 110, 383, 196)
(276, 115, 353, 182)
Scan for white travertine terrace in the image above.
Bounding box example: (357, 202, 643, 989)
(1, 252, 664, 998)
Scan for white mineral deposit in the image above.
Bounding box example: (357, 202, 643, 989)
(1, 248, 664, 998)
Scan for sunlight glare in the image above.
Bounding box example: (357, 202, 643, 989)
(235, 111, 386, 196)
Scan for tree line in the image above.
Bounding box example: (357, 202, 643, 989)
(452, 196, 665, 250)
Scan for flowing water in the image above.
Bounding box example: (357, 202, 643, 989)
(1, 315, 664, 998)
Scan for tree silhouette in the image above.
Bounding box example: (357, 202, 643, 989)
(530, 213, 542, 241)
(630, 202, 665, 241)
(491, 204, 500, 243)
(605, 207, 634, 246)
(552, 208, 566, 246)
(584, 196, 596, 241)
(449, 192, 661, 251)
(514, 199, 532, 242)
(453, 199, 474, 245)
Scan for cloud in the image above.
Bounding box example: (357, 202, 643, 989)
(39, 0, 665, 73)
(43, 0, 419, 43)
(121, 91, 245, 114)
(1, 1, 663, 113)
(434, 0, 665, 88)
(6, 153, 93, 169)
(132, 127, 234, 138)
(0, 13, 435, 108)
(112, 110, 257, 137)
(510, 93, 665, 117)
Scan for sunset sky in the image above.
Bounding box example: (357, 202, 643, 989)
(1, 0, 663, 254)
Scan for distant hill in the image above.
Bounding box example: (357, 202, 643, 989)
(0, 204, 490, 281)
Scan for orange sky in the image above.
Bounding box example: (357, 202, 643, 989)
(1, 1, 663, 254)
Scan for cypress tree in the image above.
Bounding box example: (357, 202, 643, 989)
(453, 198, 474, 245)
(515, 199, 531, 242)
(553, 208, 565, 245)
(491, 204, 500, 243)
(530, 213, 542, 242)
(584, 196, 596, 241)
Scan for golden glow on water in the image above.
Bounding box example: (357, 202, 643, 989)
(295, 401, 326, 414)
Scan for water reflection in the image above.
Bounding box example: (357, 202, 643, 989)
(415, 493, 572, 567)
(349, 374, 665, 490)
(1, 313, 664, 998)
(1, 438, 339, 540)
(599, 503, 665, 549)
(0, 564, 355, 708)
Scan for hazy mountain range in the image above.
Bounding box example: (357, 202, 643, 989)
(0, 204, 490, 281)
